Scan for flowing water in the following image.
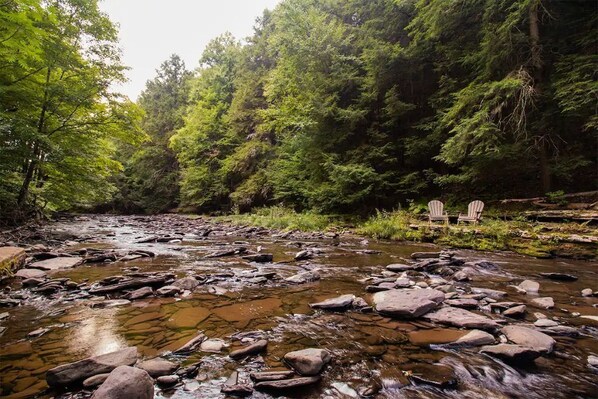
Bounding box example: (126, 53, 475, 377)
(0, 215, 597, 398)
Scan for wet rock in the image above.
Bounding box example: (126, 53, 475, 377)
(407, 364, 457, 388)
(200, 338, 227, 353)
(581, 288, 593, 297)
(255, 376, 321, 390)
(21, 277, 45, 286)
(394, 278, 412, 288)
(452, 330, 496, 346)
(445, 298, 478, 309)
(137, 357, 179, 378)
(283, 348, 331, 375)
(28, 327, 49, 337)
(310, 294, 355, 311)
(423, 307, 500, 330)
(503, 305, 527, 318)
(411, 252, 441, 259)
(539, 272, 578, 281)
(90, 275, 168, 295)
(531, 297, 554, 309)
(373, 289, 445, 318)
(221, 384, 253, 397)
(534, 319, 558, 327)
(386, 264, 417, 272)
(171, 277, 199, 291)
(46, 346, 138, 387)
(29, 256, 83, 271)
(294, 250, 313, 261)
(331, 382, 360, 398)
(518, 280, 540, 293)
(229, 339, 268, 359)
(127, 286, 153, 300)
(156, 285, 181, 296)
(82, 373, 110, 388)
(156, 375, 179, 388)
(480, 344, 540, 363)
(90, 299, 131, 308)
(539, 325, 579, 337)
(588, 355, 598, 368)
(471, 287, 507, 299)
(502, 325, 555, 354)
(91, 365, 153, 399)
(242, 254, 273, 263)
(0, 247, 26, 275)
(15, 268, 47, 279)
(250, 371, 295, 382)
(285, 270, 320, 284)
(453, 270, 470, 281)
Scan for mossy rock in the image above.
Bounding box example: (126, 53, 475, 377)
(0, 247, 27, 277)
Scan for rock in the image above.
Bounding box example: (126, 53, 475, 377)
(480, 344, 541, 363)
(471, 287, 507, 299)
(295, 250, 312, 261)
(221, 384, 253, 396)
(15, 268, 47, 279)
(588, 355, 598, 368)
(156, 285, 181, 296)
(137, 357, 179, 377)
(423, 307, 500, 330)
(255, 376, 321, 390)
(229, 339, 268, 359)
(0, 247, 26, 275)
(394, 278, 412, 288)
(127, 286, 153, 300)
(444, 298, 478, 309)
(386, 264, 417, 272)
(21, 277, 44, 287)
(250, 371, 295, 382)
(411, 252, 441, 259)
(172, 277, 199, 291)
(173, 333, 206, 353)
(531, 297, 554, 309)
(283, 348, 331, 376)
(29, 256, 83, 271)
(502, 325, 556, 354)
(28, 327, 49, 337)
(534, 319, 558, 327)
(539, 272, 578, 281)
(539, 326, 579, 337)
(373, 289, 445, 318)
(452, 330, 496, 346)
(581, 315, 598, 323)
(200, 339, 226, 353)
(453, 271, 470, 281)
(91, 366, 153, 399)
(503, 305, 526, 318)
(83, 373, 110, 388)
(310, 294, 355, 310)
(407, 364, 457, 388)
(156, 375, 179, 387)
(242, 254, 273, 263)
(518, 280, 540, 293)
(581, 288, 593, 297)
(46, 347, 138, 387)
(285, 271, 320, 284)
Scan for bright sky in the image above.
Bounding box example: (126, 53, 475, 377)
(99, 0, 281, 100)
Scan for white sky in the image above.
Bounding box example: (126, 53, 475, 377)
(99, 0, 281, 100)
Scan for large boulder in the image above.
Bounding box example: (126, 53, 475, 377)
(373, 289, 445, 318)
(136, 357, 179, 377)
(46, 347, 138, 388)
(91, 365, 153, 399)
(423, 307, 500, 330)
(501, 325, 556, 354)
(283, 348, 331, 375)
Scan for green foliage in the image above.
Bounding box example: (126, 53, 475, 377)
(221, 206, 332, 231)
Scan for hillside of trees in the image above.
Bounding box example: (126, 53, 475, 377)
(1, 0, 596, 223)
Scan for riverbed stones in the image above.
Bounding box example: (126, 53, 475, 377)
(242, 253, 273, 263)
(581, 288, 594, 297)
(310, 294, 355, 310)
(423, 307, 500, 330)
(445, 298, 479, 309)
(373, 289, 445, 318)
(127, 286, 153, 300)
(518, 280, 540, 293)
(453, 330, 496, 346)
(255, 376, 321, 390)
(480, 344, 541, 363)
(588, 355, 598, 368)
(250, 371, 295, 382)
(501, 325, 556, 354)
(503, 305, 526, 318)
(157, 375, 179, 387)
(471, 287, 507, 299)
(82, 373, 110, 388)
(136, 357, 179, 377)
(229, 339, 268, 359)
(386, 264, 417, 272)
(534, 319, 558, 327)
(285, 270, 320, 284)
(531, 297, 554, 309)
(156, 285, 181, 296)
(407, 364, 457, 388)
(172, 277, 199, 291)
(295, 250, 312, 261)
(15, 268, 47, 279)
(200, 339, 227, 353)
(91, 366, 153, 399)
(283, 348, 331, 375)
(29, 256, 83, 271)
(46, 346, 138, 387)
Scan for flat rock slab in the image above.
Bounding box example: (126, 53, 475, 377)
(386, 263, 418, 272)
(30, 256, 83, 271)
(283, 348, 331, 376)
(531, 297, 554, 309)
(15, 268, 47, 279)
(229, 339, 268, 359)
(373, 289, 445, 318)
(285, 271, 320, 284)
(423, 307, 500, 330)
(503, 305, 527, 318)
(452, 330, 496, 346)
(471, 287, 507, 299)
(0, 247, 26, 274)
(137, 357, 179, 377)
(46, 346, 138, 387)
(480, 344, 540, 363)
(255, 376, 321, 390)
(502, 325, 555, 354)
(91, 366, 153, 399)
(310, 294, 355, 310)
(250, 371, 295, 382)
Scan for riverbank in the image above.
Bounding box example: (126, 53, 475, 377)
(217, 207, 598, 260)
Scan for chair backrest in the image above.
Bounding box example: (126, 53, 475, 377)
(428, 200, 444, 216)
(467, 200, 484, 218)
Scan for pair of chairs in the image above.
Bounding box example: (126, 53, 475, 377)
(428, 200, 484, 225)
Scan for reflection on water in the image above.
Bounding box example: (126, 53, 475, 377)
(69, 309, 127, 357)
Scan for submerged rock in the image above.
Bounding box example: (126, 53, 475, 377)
(91, 365, 153, 399)
(283, 348, 331, 375)
(539, 272, 578, 281)
(373, 289, 445, 318)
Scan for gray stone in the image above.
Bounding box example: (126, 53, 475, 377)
(502, 325, 556, 354)
(15, 268, 47, 279)
(518, 280, 540, 293)
(137, 357, 179, 378)
(172, 277, 199, 291)
(127, 286, 153, 300)
(424, 307, 500, 330)
(534, 319, 558, 327)
(471, 287, 507, 299)
(581, 288, 593, 297)
(386, 264, 416, 272)
(444, 298, 478, 309)
(82, 373, 110, 388)
(255, 376, 321, 390)
(310, 294, 355, 310)
(156, 375, 179, 387)
(285, 271, 320, 284)
(46, 347, 138, 387)
(91, 366, 153, 399)
(229, 339, 268, 359)
(200, 339, 226, 353)
(250, 371, 295, 382)
(452, 330, 496, 346)
(503, 305, 526, 318)
(394, 278, 412, 288)
(283, 348, 331, 375)
(156, 285, 181, 296)
(373, 289, 445, 318)
(480, 344, 540, 363)
(588, 355, 598, 368)
(531, 297, 554, 309)
(29, 256, 83, 271)
(294, 250, 312, 261)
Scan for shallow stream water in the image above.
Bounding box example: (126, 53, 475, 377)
(0, 215, 597, 398)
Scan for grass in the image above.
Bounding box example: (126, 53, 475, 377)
(218, 206, 334, 232)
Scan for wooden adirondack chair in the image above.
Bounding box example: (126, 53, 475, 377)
(428, 200, 448, 224)
(458, 200, 484, 224)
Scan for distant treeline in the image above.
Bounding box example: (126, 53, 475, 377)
(1, 0, 596, 222)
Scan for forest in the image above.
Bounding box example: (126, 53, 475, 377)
(1, 0, 596, 223)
